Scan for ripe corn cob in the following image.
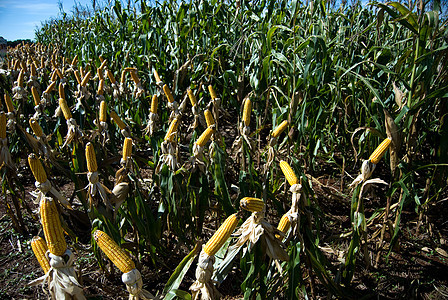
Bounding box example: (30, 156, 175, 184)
(163, 84, 175, 103)
(242, 98, 251, 127)
(150, 95, 158, 114)
(203, 213, 239, 257)
(164, 118, 179, 142)
(74, 70, 81, 85)
(31, 236, 51, 274)
(93, 230, 135, 273)
(54, 68, 63, 79)
(99, 59, 107, 70)
(97, 68, 104, 81)
(122, 138, 132, 161)
(107, 69, 116, 84)
(276, 214, 291, 237)
(79, 66, 85, 79)
(40, 56, 45, 69)
(196, 126, 214, 147)
(59, 98, 72, 120)
(97, 79, 104, 95)
(110, 111, 126, 130)
(99, 55, 104, 63)
(50, 70, 58, 82)
(17, 70, 24, 87)
(40, 197, 67, 256)
(187, 89, 197, 106)
(153, 69, 162, 83)
(59, 82, 65, 100)
(71, 55, 78, 66)
(30, 118, 44, 138)
(45, 81, 57, 94)
(0, 113, 6, 139)
(30, 62, 37, 77)
(279, 161, 299, 186)
(204, 110, 214, 127)
(120, 69, 127, 84)
(208, 85, 217, 100)
(129, 69, 140, 84)
(272, 120, 288, 138)
(240, 197, 264, 212)
(369, 138, 392, 165)
(99, 101, 107, 122)
(28, 153, 47, 183)
(86, 142, 97, 173)
(81, 71, 91, 87)
(31, 86, 40, 106)
(4, 94, 15, 113)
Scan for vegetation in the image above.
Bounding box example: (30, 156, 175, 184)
(0, 0, 447, 298)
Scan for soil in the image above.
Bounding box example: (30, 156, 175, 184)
(1, 107, 448, 300)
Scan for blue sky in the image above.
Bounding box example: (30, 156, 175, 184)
(0, 0, 93, 41)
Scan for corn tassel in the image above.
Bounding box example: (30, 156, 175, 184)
(272, 120, 288, 138)
(150, 95, 158, 114)
(369, 138, 392, 165)
(242, 98, 251, 127)
(28, 153, 47, 183)
(93, 230, 135, 273)
(240, 197, 264, 212)
(204, 110, 214, 127)
(196, 126, 215, 147)
(30, 118, 44, 138)
(31, 236, 51, 274)
(40, 197, 67, 256)
(59, 98, 72, 120)
(163, 84, 175, 103)
(31, 86, 40, 106)
(86, 142, 98, 173)
(203, 213, 239, 256)
(279, 160, 299, 186)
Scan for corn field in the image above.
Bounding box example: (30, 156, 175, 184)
(0, 0, 447, 299)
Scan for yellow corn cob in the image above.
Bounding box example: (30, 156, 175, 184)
(120, 69, 127, 84)
(163, 84, 175, 103)
(31, 236, 51, 274)
(110, 111, 126, 130)
(240, 197, 264, 212)
(45, 81, 57, 94)
(40, 197, 67, 256)
(30, 118, 44, 138)
(50, 70, 58, 82)
(30, 62, 37, 77)
(97, 67, 104, 81)
(31, 86, 41, 106)
(40, 56, 45, 69)
(13, 59, 19, 70)
(203, 213, 239, 257)
(59, 98, 72, 120)
(204, 110, 214, 127)
(21, 61, 26, 71)
(97, 79, 104, 95)
(164, 118, 179, 142)
(130, 69, 140, 85)
(196, 126, 215, 147)
(208, 85, 217, 100)
(28, 153, 47, 183)
(4, 94, 14, 113)
(153, 69, 162, 82)
(58, 82, 65, 100)
(17, 70, 24, 87)
(279, 160, 299, 186)
(0, 112, 6, 139)
(71, 55, 78, 66)
(99, 101, 107, 122)
(99, 55, 104, 63)
(93, 230, 135, 273)
(122, 137, 132, 161)
(187, 89, 197, 106)
(107, 69, 116, 84)
(99, 60, 107, 70)
(272, 120, 289, 138)
(369, 137, 392, 165)
(276, 214, 291, 238)
(242, 98, 251, 127)
(79, 66, 85, 79)
(81, 71, 91, 87)
(150, 95, 158, 114)
(86, 142, 97, 172)
(54, 68, 63, 80)
(74, 70, 81, 85)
